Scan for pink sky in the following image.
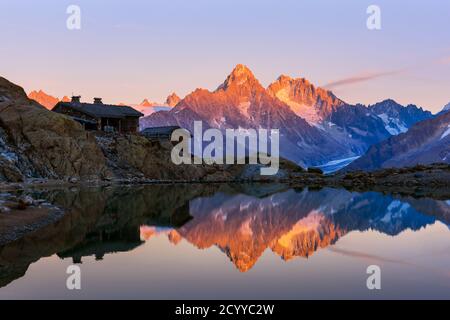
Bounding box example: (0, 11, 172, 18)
(1, 0, 449, 113)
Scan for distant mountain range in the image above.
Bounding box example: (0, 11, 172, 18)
(124, 98, 173, 117)
(27, 66, 448, 171)
(28, 90, 177, 117)
(140, 64, 353, 167)
(140, 64, 436, 169)
(27, 90, 69, 110)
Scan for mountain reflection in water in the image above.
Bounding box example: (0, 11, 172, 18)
(0, 184, 449, 295)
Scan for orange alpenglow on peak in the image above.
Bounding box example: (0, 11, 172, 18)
(139, 99, 155, 107)
(267, 73, 345, 124)
(168, 230, 182, 245)
(216, 64, 262, 92)
(165, 92, 181, 107)
(28, 89, 65, 110)
(61, 96, 70, 102)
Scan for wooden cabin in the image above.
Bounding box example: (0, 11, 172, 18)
(53, 96, 143, 133)
(141, 126, 182, 140)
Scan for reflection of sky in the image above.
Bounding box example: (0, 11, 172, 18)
(1, 0, 449, 112)
(1, 185, 449, 298)
(1, 222, 450, 299)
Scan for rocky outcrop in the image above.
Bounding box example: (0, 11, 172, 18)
(1, 77, 109, 182)
(95, 133, 209, 181)
(94, 132, 304, 182)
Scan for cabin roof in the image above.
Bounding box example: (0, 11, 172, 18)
(141, 126, 181, 135)
(54, 102, 144, 119)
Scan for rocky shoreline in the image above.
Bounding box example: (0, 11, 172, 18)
(1, 162, 449, 196)
(0, 192, 64, 245)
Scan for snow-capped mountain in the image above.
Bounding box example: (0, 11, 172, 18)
(140, 64, 438, 170)
(347, 110, 450, 171)
(325, 103, 392, 153)
(368, 99, 433, 135)
(141, 64, 352, 167)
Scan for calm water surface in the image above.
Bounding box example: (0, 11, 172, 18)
(0, 184, 449, 299)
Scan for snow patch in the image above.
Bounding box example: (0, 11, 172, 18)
(317, 156, 361, 173)
(440, 124, 450, 140)
(275, 88, 322, 124)
(132, 105, 171, 117)
(377, 113, 408, 135)
(380, 200, 411, 223)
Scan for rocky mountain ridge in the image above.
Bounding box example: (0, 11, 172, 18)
(347, 111, 450, 171)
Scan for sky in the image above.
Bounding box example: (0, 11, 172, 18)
(0, 0, 449, 113)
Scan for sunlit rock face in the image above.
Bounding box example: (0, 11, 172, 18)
(267, 75, 344, 124)
(165, 92, 181, 107)
(27, 90, 60, 110)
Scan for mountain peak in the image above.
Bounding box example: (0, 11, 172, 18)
(377, 98, 401, 106)
(139, 99, 154, 107)
(276, 74, 294, 82)
(28, 89, 59, 110)
(231, 64, 254, 77)
(165, 92, 181, 107)
(217, 64, 260, 91)
(267, 75, 344, 124)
